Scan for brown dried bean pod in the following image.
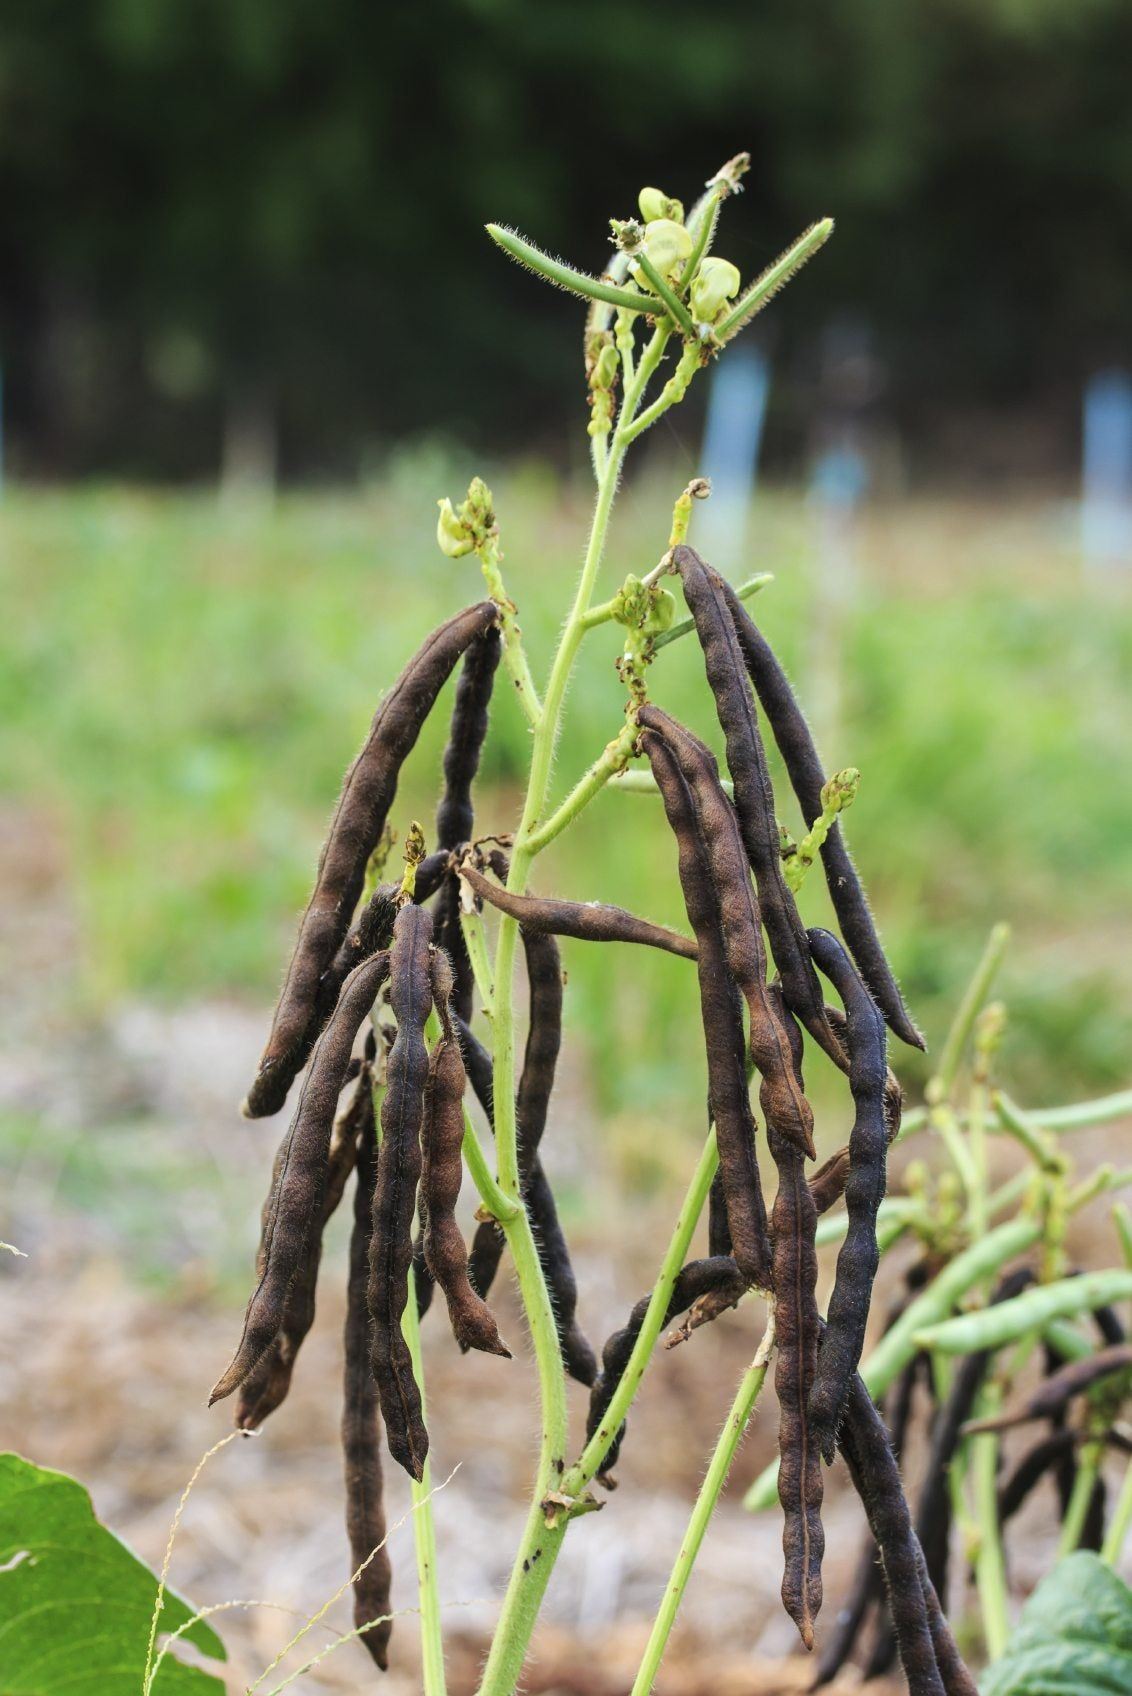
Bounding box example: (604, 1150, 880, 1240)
(211, 949, 392, 1406)
(716, 573, 924, 1052)
(369, 904, 434, 1480)
(342, 1097, 393, 1671)
(586, 1256, 745, 1474)
(640, 706, 816, 1161)
(458, 858, 697, 960)
(670, 546, 841, 1067)
(769, 1096, 824, 1650)
(807, 927, 890, 1462)
(435, 626, 502, 1021)
(421, 949, 509, 1357)
(708, 1167, 733, 1257)
(236, 1072, 365, 1429)
(516, 929, 596, 1384)
(243, 601, 498, 1118)
(965, 1343, 1132, 1436)
(837, 1372, 947, 1696)
(813, 1358, 922, 1688)
(640, 724, 770, 1286)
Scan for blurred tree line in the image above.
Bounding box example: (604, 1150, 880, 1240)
(1, 0, 1130, 481)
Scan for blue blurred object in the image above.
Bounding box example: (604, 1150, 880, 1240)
(1082, 369, 1132, 569)
(698, 345, 770, 566)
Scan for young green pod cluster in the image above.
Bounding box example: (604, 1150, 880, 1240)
(242, 601, 498, 1119)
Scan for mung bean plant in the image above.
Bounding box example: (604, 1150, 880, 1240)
(211, 156, 1132, 1695)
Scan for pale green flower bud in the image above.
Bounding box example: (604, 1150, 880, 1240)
(642, 217, 692, 279)
(690, 256, 741, 323)
(638, 186, 685, 225)
(436, 497, 474, 558)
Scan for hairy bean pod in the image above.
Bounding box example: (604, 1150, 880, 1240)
(640, 706, 816, 1161)
(966, 1343, 1132, 1436)
(708, 1167, 733, 1257)
(342, 1089, 393, 1670)
(814, 1355, 922, 1688)
(837, 1372, 948, 1696)
(807, 927, 890, 1462)
(715, 572, 924, 1052)
(586, 1256, 745, 1475)
(211, 949, 392, 1406)
(236, 1068, 366, 1429)
(243, 601, 498, 1118)
(369, 904, 433, 1480)
(515, 929, 596, 1385)
(671, 546, 841, 1067)
(768, 1066, 824, 1651)
(640, 723, 770, 1286)
(458, 858, 697, 959)
(435, 626, 502, 1021)
(422, 949, 510, 1357)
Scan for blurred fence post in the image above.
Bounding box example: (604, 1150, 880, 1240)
(1082, 370, 1132, 572)
(697, 344, 769, 569)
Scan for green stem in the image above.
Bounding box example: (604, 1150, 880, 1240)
(525, 719, 639, 855)
(1027, 1088, 1132, 1131)
(1058, 1440, 1104, 1557)
(630, 1318, 775, 1696)
(403, 1263, 447, 1696)
(477, 1129, 720, 1696)
(1101, 1456, 1132, 1566)
(567, 1127, 719, 1493)
(457, 903, 496, 1017)
(926, 923, 1010, 1106)
(970, 1383, 1010, 1661)
(633, 252, 696, 336)
(610, 769, 734, 800)
(477, 322, 676, 1696)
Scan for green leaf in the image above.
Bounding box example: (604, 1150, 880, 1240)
(981, 1552, 1132, 1695)
(0, 1452, 226, 1695)
(915, 1271, 1132, 1357)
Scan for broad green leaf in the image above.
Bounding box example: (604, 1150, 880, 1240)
(981, 1552, 1132, 1695)
(0, 1452, 226, 1695)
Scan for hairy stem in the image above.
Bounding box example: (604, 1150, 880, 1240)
(403, 1263, 447, 1696)
(476, 321, 676, 1696)
(630, 1318, 774, 1696)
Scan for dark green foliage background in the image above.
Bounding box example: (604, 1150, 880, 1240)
(2, 0, 1130, 476)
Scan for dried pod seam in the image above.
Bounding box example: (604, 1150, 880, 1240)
(342, 1092, 394, 1671)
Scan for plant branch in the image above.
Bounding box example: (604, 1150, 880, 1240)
(630, 1318, 775, 1696)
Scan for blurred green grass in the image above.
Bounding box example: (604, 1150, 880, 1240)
(2, 462, 1131, 1143)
